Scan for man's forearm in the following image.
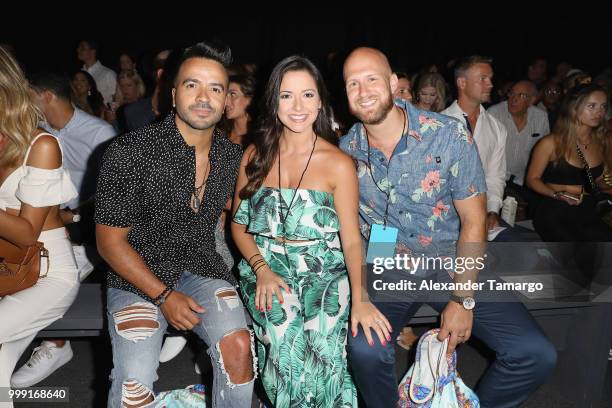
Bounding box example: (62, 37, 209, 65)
(453, 220, 487, 297)
(98, 237, 166, 299)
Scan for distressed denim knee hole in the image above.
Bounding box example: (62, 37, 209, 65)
(113, 302, 159, 342)
(121, 379, 154, 407)
(214, 328, 258, 387)
(214, 287, 240, 311)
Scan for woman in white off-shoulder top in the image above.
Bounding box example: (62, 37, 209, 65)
(0, 46, 79, 407)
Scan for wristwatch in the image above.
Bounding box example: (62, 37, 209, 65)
(450, 294, 476, 310)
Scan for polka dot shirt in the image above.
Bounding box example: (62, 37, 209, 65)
(95, 113, 242, 300)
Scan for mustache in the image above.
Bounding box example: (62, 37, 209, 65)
(189, 102, 214, 111)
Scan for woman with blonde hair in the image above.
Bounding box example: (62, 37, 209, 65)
(0, 47, 79, 403)
(526, 83, 612, 241)
(414, 71, 448, 112)
(106, 69, 146, 130)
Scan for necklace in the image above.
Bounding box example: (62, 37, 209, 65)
(364, 107, 406, 227)
(191, 159, 210, 212)
(277, 134, 318, 241)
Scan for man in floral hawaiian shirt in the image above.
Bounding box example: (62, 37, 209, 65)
(339, 47, 557, 408)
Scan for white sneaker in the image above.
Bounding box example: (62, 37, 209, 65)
(159, 336, 187, 363)
(73, 245, 94, 282)
(11, 341, 73, 388)
(194, 361, 201, 375)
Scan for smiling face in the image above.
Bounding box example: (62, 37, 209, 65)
(394, 77, 412, 102)
(172, 57, 228, 131)
(344, 49, 396, 125)
(72, 72, 91, 97)
(276, 70, 321, 134)
(575, 90, 608, 128)
(225, 82, 252, 120)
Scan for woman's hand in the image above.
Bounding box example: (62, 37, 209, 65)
(350, 301, 392, 347)
(255, 265, 291, 312)
(554, 191, 581, 206)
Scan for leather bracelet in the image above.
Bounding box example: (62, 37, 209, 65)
(152, 286, 173, 306)
(254, 262, 269, 274)
(251, 259, 266, 270)
(248, 253, 263, 264)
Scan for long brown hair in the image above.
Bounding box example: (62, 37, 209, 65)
(239, 56, 336, 199)
(0, 47, 44, 168)
(552, 83, 609, 164)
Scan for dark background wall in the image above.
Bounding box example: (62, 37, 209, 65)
(2, 8, 609, 77)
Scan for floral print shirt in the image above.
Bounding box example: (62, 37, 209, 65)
(339, 100, 486, 258)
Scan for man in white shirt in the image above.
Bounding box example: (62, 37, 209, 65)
(77, 39, 117, 105)
(442, 56, 507, 231)
(488, 80, 549, 200)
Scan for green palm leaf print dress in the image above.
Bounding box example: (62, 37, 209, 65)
(234, 187, 357, 407)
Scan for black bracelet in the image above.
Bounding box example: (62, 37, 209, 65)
(152, 286, 173, 306)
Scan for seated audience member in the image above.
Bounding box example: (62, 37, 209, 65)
(413, 71, 448, 112)
(488, 80, 549, 209)
(393, 71, 413, 102)
(526, 83, 612, 241)
(0, 47, 79, 401)
(11, 71, 115, 387)
(442, 56, 507, 232)
(71, 70, 105, 118)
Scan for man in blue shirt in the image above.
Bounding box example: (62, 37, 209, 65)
(340, 47, 556, 407)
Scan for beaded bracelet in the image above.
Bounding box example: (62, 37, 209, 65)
(152, 286, 173, 306)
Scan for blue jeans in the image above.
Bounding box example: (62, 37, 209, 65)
(348, 269, 557, 408)
(107, 272, 254, 408)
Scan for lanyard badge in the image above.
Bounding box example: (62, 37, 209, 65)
(366, 223, 398, 263)
(363, 108, 405, 264)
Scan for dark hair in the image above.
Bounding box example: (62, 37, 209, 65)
(454, 55, 493, 80)
(220, 73, 257, 136)
(81, 39, 99, 51)
(240, 56, 336, 199)
(395, 71, 411, 81)
(29, 72, 72, 101)
(174, 40, 232, 85)
(72, 70, 104, 116)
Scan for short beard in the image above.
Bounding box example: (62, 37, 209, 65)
(352, 94, 394, 125)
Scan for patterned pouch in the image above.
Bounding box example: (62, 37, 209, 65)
(397, 329, 479, 407)
(153, 384, 207, 408)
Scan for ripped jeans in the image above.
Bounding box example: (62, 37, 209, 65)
(107, 272, 254, 408)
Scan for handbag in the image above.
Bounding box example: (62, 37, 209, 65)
(575, 142, 612, 219)
(0, 239, 48, 297)
(398, 329, 479, 407)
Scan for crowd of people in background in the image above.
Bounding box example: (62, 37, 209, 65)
(1, 37, 611, 408)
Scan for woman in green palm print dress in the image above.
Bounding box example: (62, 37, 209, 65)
(231, 56, 391, 407)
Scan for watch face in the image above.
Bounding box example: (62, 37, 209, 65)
(463, 297, 476, 310)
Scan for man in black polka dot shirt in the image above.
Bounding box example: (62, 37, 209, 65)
(95, 41, 255, 407)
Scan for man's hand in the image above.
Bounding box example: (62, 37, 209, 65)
(437, 301, 473, 356)
(486, 212, 500, 231)
(160, 290, 205, 331)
